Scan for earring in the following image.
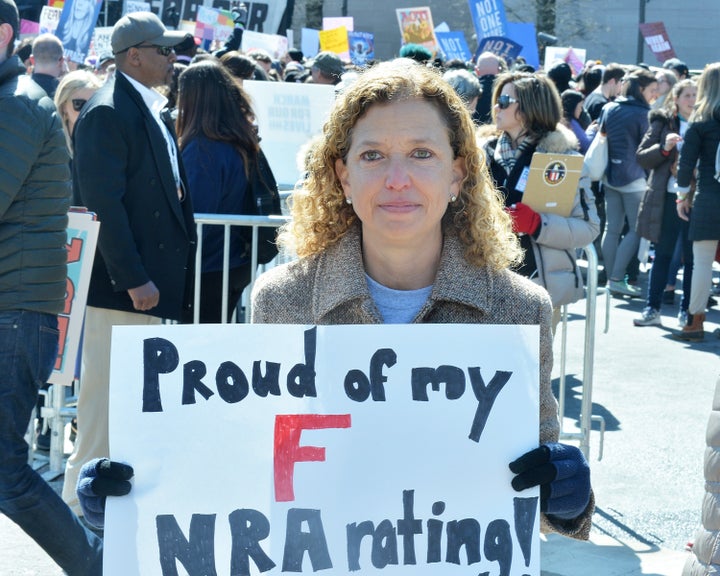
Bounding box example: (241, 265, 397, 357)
(346, 197, 352, 204)
(450, 195, 457, 203)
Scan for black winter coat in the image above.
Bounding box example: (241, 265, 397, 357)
(0, 56, 70, 315)
(73, 72, 196, 321)
(677, 118, 720, 241)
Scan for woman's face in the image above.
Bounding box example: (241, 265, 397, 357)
(494, 83, 524, 137)
(73, 0, 94, 21)
(62, 86, 95, 135)
(640, 81, 659, 105)
(574, 101, 584, 120)
(656, 75, 671, 96)
(676, 85, 697, 119)
(335, 98, 465, 250)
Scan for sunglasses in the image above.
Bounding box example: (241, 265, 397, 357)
(130, 44, 174, 56)
(71, 98, 87, 112)
(136, 44, 174, 56)
(495, 94, 519, 109)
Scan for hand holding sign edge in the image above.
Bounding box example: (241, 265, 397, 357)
(77, 458, 134, 528)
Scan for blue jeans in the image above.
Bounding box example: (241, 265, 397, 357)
(646, 194, 693, 311)
(0, 311, 102, 575)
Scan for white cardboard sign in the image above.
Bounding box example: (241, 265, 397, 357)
(242, 80, 336, 188)
(105, 323, 540, 575)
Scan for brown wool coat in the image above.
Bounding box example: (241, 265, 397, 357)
(636, 108, 680, 243)
(251, 224, 593, 539)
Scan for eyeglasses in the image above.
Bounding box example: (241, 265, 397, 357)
(71, 98, 87, 112)
(495, 94, 519, 109)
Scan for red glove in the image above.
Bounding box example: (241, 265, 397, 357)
(507, 202, 541, 235)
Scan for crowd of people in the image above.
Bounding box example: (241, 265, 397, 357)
(0, 0, 718, 572)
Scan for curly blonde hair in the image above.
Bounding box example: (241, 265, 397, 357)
(279, 58, 521, 271)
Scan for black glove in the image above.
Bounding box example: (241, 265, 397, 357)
(76, 458, 134, 528)
(509, 443, 590, 520)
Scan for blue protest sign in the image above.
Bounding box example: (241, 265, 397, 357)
(467, 0, 507, 41)
(348, 31, 375, 66)
(506, 22, 540, 70)
(435, 31, 471, 62)
(474, 35, 522, 64)
(55, 0, 103, 63)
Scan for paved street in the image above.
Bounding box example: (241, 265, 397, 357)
(1, 267, 718, 575)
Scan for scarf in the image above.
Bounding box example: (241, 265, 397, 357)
(493, 132, 536, 174)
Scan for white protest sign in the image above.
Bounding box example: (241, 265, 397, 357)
(241, 29, 289, 59)
(105, 323, 540, 575)
(544, 46, 587, 77)
(323, 16, 353, 32)
(124, 0, 151, 14)
(50, 211, 99, 387)
(242, 80, 336, 188)
(39, 6, 62, 35)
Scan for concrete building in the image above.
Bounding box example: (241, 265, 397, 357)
(290, 0, 718, 70)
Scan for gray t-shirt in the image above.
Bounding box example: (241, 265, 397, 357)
(365, 274, 433, 324)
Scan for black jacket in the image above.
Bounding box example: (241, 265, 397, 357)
(73, 72, 196, 321)
(0, 55, 70, 314)
(677, 117, 720, 241)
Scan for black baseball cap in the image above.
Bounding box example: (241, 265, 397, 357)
(0, 0, 19, 40)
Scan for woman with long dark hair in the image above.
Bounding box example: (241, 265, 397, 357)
(600, 68, 658, 297)
(176, 59, 260, 322)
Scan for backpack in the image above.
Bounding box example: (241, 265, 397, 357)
(242, 148, 282, 264)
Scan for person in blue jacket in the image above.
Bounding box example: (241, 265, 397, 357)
(599, 68, 658, 297)
(176, 59, 261, 323)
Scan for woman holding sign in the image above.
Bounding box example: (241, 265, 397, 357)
(250, 59, 593, 539)
(76, 59, 592, 542)
(478, 72, 599, 327)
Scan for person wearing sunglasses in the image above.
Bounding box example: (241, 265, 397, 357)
(62, 11, 197, 518)
(478, 72, 600, 330)
(53, 69, 102, 157)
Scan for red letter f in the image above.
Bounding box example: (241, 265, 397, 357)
(274, 414, 351, 502)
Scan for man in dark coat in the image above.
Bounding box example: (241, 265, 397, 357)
(0, 0, 103, 572)
(62, 11, 196, 514)
(472, 51, 502, 125)
(29, 33, 65, 98)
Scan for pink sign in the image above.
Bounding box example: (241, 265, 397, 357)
(20, 19, 40, 35)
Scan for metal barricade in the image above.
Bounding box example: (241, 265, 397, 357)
(192, 213, 291, 324)
(557, 243, 609, 461)
(32, 213, 290, 475)
(37, 218, 609, 474)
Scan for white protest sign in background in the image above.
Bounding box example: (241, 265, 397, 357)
(39, 6, 62, 35)
(243, 80, 336, 188)
(105, 323, 540, 576)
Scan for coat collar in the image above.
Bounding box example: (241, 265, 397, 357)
(311, 223, 494, 322)
(0, 55, 24, 86)
(536, 124, 579, 154)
